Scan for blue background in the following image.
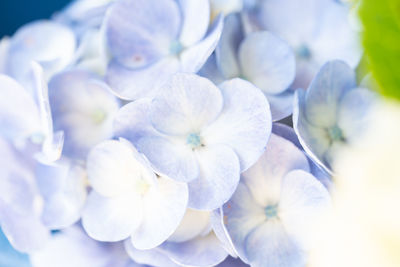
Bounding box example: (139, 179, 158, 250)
(0, 0, 71, 37)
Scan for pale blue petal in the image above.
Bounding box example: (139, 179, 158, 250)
(178, 0, 210, 47)
(150, 73, 223, 135)
(106, 58, 180, 101)
(202, 78, 271, 171)
(7, 20, 76, 84)
(124, 240, 179, 267)
(210, 208, 238, 257)
(113, 98, 161, 144)
(31, 226, 136, 267)
(279, 170, 331, 250)
(242, 134, 309, 207)
(86, 140, 156, 197)
(0, 74, 40, 141)
(188, 144, 240, 210)
(131, 176, 188, 249)
(239, 31, 295, 95)
(198, 53, 226, 85)
(137, 136, 199, 183)
(271, 123, 302, 149)
(267, 89, 295, 121)
(167, 209, 210, 243)
(244, 221, 305, 267)
(293, 89, 331, 172)
(222, 183, 264, 263)
(36, 161, 86, 229)
(180, 15, 224, 73)
(215, 13, 244, 79)
(304, 60, 356, 127)
(105, 0, 181, 68)
(82, 191, 143, 242)
(159, 233, 228, 267)
(49, 70, 120, 159)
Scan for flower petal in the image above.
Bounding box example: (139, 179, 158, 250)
(131, 176, 188, 249)
(267, 89, 295, 121)
(188, 144, 240, 210)
(82, 191, 142, 242)
(178, 0, 210, 47)
(106, 58, 180, 101)
(0, 74, 40, 141)
(239, 31, 295, 95)
(159, 233, 228, 267)
(168, 209, 210, 243)
(151, 73, 223, 135)
(180, 14, 224, 73)
(105, 0, 181, 68)
(242, 134, 309, 209)
(244, 221, 305, 267)
(137, 136, 199, 182)
(279, 170, 331, 250)
(304, 60, 356, 128)
(203, 78, 271, 171)
(215, 13, 244, 79)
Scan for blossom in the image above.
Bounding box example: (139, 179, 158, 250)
(293, 60, 377, 173)
(202, 13, 296, 120)
(114, 73, 271, 210)
(214, 133, 331, 266)
(48, 70, 120, 159)
(105, 0, 223, 100)
(256, 0, 361, 89)
(82, 138, 188, 249)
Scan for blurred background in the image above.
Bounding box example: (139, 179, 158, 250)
(0, 0, 70, 37)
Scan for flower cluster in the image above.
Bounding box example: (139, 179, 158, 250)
(0, 0, 376, 266)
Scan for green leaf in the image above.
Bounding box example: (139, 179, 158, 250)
(359, 0, 400, 100)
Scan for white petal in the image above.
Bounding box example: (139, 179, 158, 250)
(168, 209, 211, 243)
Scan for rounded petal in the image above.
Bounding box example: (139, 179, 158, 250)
(178, 0, 210, 47)
(304, 60, 356, 128)
(215, 13, 244, 79)
(168, 209, 210, 243)
(87, 140, 156, 197)
(124, 240, 179, 267)
(105, 0, 181, 68)
(159, 233, 228, 267)
(239, 32, 295, 95)
(222, 183, 265, 263)
(131, 176, 188, 249)
(151, 73, 223, 135)
(267, 89, 295, 121)
(36, 161, 87, 229)
(82, 191, 143, 242)
(188, 144, 240, 210)
(180, 14, 224, 73)
(49, 70, 120, 159)
(279, 170, 331, 250)
(244, 221, 305, 267)
(7, 20, 76, 84)
(106, 58, 180, 101)
(0, 74, 40, 141)
(203, 78, 272, 171)
(137, 136, 199, 183)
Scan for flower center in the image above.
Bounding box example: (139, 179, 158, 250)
(265, 204, 278, 219)
(170, 41, 183, 55)
(186, 133, 202, 149)
(92, 108, 107, 124)
(328, 125, 345, 142)
(296, 44, 311, 60)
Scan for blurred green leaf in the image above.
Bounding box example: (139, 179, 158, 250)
(359, 0, 400, 100)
